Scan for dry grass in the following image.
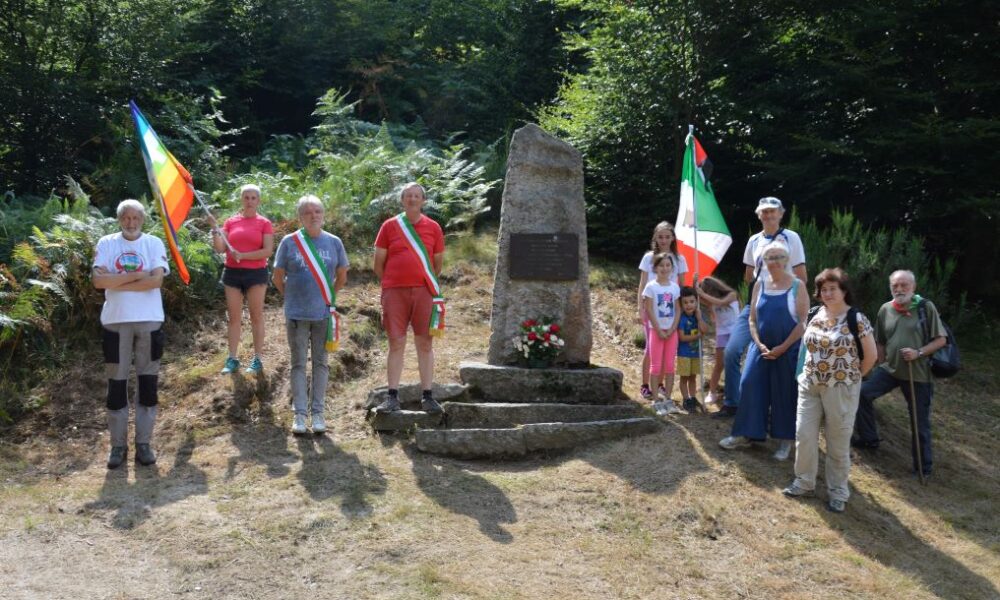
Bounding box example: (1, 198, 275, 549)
(1, 235, 998, 599)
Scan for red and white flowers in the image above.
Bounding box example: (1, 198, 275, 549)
(512, 318, 565, 362)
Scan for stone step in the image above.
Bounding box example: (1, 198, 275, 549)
(415, 417, 660, 459)
(442, 402, 643, 428)
(458, 361, 623, 404)
(366, 409, 446, 432)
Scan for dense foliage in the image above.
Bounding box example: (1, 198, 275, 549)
(541, 0, 998, 296)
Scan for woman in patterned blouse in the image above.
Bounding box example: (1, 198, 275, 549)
(783, 268, 877, 513)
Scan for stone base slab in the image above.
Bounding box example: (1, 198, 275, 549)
(366, 409, 446, 432)
(415, 417, 660, 459)
(458, 361, 623, 404)
(442, 402, 642, 429)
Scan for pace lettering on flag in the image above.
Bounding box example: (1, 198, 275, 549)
(129, 100, 193, 284)
(675, 132, 731, 285)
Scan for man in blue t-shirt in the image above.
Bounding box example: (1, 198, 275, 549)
(273, 195, 349, 435)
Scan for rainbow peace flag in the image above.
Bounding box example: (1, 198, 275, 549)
(130, 100, 194, 284)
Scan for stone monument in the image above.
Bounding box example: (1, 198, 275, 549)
(487, 124, 592, 366)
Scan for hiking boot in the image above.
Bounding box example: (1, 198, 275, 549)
(291, 413, 307, 435)
(782, 482, 814, 498)
(107, 446, 127, 470)
(135, 443, 156, 466)
(311, 414, 327, 435)
(827, 498, 847, 513)
(374, 394, 401, 413)
(421, 395, 443, 414)
(244, 356, 263, 374)
(711, 405, 738, 419)
(719, 435, 751, 450)
(640, 385, 653, 401)
(773, 440, 794, 461)
(221, 357, 240, 374)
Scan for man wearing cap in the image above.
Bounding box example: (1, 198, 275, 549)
(714, 196, 808, 418)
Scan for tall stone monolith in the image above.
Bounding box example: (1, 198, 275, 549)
(487, 124, 592, 366)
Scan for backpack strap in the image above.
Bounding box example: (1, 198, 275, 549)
(916, 298, 930, 345)
(847, 307, 864, 362)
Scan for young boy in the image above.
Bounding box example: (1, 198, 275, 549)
(677, 286, 709, 413)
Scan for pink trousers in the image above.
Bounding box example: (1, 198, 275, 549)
(645, 322, 678, 377)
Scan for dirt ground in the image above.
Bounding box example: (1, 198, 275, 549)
(2, 253, 998, 600)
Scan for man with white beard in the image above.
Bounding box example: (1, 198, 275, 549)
(852, 270, 948, 477)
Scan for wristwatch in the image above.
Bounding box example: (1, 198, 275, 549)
(917, 348, 924, 357)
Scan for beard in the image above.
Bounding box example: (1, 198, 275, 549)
(893, 291, 914, 305)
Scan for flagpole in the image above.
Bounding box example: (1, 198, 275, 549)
(688, 124, 707, 412)
(189, 185, 237, 256)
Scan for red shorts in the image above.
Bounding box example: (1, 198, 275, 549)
(380, 286, 433, 338)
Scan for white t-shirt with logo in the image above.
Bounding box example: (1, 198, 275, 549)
(743, 228, 806, 284)
(642, 280, 681, 330)
(93, 232, 170, 325)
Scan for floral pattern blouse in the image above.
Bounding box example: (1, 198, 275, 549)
(801, 307, 873, 387)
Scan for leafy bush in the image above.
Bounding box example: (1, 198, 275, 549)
(788, 208, 973, 334)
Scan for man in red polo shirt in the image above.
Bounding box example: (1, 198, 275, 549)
(373, 183, 445, 413)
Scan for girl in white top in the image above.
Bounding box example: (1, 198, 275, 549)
(697, 276, 741, 407)
(642, 253, 682, 415)
(636, 221, 689, 400)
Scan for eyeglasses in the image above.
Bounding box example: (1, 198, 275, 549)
(764, 255, 788, 262)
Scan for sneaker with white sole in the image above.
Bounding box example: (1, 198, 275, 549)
(704, 392, 718, 406)
(664, 402, 686, 415)
(657, 385, 669, 401)
(221, 357, 240, 374)
(245, 355, 263, 374)
(640, 385, 653, 401)
(311, 414, 326, 434)
(291, 413, 307, 435)
(827, 498, 847, 513)
(782, 482, 814, 498)
(773, 440, 793, 461)
(719, 435, 752, 450)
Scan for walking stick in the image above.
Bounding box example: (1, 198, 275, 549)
(907, 359, 927, 485)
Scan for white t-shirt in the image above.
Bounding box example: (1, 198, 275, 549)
(714, 300, 741, 336)
(743, 228, 806, 284)
(642, 280, 681, 330)
(93, 232, 170, 325)
(638, 251, 688, 286)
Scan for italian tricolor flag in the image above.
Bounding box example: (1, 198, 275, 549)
(675, 132, 731, 285)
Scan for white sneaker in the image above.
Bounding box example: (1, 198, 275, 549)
(719, 435, 752, 450)
(704, 392, 718, 406)
(311, 414, 326, 434)
(653, 401, 668, 416)
(291, 414, 307, 435)
(773, 440, 793, 461)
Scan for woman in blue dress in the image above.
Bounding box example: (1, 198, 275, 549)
(719, 241, 809, 460)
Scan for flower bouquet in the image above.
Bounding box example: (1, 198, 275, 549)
(512, 318, 565, 368)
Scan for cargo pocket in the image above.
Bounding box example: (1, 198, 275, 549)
(150, 327, 165, 361)
(101, 328, 120, 364)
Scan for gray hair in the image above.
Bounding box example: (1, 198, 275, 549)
(240, 183, 261, 196)
(890, 270, 916, 285)
(116, 199, 146, 218)
(296, 194, 325, 216)
(761, 240, 790, 259)
(399, 182, 426, 200)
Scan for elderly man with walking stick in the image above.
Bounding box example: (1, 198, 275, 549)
(852, 270, 948, 480)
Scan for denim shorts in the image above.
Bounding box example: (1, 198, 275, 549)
(222, 267, 269, 293)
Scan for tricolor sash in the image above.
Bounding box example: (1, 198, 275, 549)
(291, 228, 340, 351)
(395, 213, 445, 336)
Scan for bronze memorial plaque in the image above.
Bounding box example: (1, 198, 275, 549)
(509, 233, 579, 280)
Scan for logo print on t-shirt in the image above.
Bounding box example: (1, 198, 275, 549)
(657, 292, 674, 319)
(115, 251, 144, 273)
